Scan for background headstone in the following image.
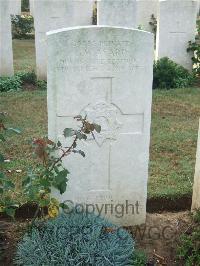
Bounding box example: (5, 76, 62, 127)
(29, 0, 34, 16)
(136, 0, 158, 32)
(156, 0, 197, 71)
(33, 0, 94, 80)
(9, 0, 21, 15)
(0, 0, 14, 77)
(197, 0, 200, 15)
(97, 0, 137, 28)
(47, 26, 154, 226)
(192, 120, 200, 210)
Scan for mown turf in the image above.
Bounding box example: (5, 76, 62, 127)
(13, 39, 36, 73)
(1, 88, 200, 200)
(2, 39, 200, 200)
(149, 88, 200, 198)
(0, 91, 47, 192)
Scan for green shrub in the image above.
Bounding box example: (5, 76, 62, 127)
(16, 71, 37, 85)
(11, 15, 34, 39)
(153, 57, 194, 90)
(176, 211, 200, 265)
(0, 72, 46, 92)
(0, 76, 22, 92)
(15, 212, 134, 265)
(36, 80, 47, 90)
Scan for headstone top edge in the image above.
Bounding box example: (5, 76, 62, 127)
(46, 25, 154, 37)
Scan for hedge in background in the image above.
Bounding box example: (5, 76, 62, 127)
(0, 72, 46, 92)
(15, 212, 134, 266)
(153, 57, 194, 90)
(11, 15, 34, 39)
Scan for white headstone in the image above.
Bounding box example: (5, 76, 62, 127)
(47, 26, 154, 226)
(0, 0, 14, 77)
(196, 0, 200, 15)
(9, 0, 21, 15)
(136, 0, 158, 32)
(29, 0, 34, 16)
(192, 120, 200, 210)
(97, 0, 137, 28)
(33, 0, 94, 80)
(156, 0, 197, 71)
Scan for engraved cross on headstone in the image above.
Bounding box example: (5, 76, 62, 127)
(80, 77, 144, 190)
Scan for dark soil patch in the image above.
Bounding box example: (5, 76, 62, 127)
(0, 211, 192, 266)
(128, 211, 191, 265)
(0, 220, 27, 266)
(22, 83, 37, 91)
(0, 194, 192, 222)
(147, 195, 192, 213)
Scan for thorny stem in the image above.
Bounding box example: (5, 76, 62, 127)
(48, 117, 87, 172)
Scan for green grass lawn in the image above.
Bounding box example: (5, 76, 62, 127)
(1, 39, 200, 200)
(1, 89, 200, 200)
(13, 39, 36, 72)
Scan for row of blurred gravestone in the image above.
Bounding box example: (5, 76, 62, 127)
(0, 0, 199, 78)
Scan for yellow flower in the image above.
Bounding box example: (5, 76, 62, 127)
(47, 198, 60, 218)
(48, 205, 59, 218)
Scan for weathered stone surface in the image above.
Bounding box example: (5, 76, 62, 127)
(192, 120, 200, 210)
(33, 0, 94, 80)
(156, 0, 197, 71)
(9, 0, 21, 15)
(97, 0, 137, 27)
(29, 0, 34, 16)
(47, 26, 153, 225)
(136, 0, 158, 32)
(0, 1, 14, 77)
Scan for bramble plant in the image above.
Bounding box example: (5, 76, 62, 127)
(0, 114, 101, 219)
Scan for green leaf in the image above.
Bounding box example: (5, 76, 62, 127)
(59, 202, 69, 210)
(93, 123, 101, 133)
(5, 207, 16, 218)
(57, 141, 62, 147)
(0, 188, 3, 194)
(0, 134, 6, 142)
(4, 180, 15, 189)
(39, 198, 50, 208)
(0, 172, 5, 179)
(22, 176, 30, 187)
(7, 127, 21, 134)
(39, 178, 51, 188)
(63, 128, 74, 138)
(0, 154, 4, 163)
(73, 150, 85, 157)
(54, 169, 69, 194)
(75, 131, 87, 140)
